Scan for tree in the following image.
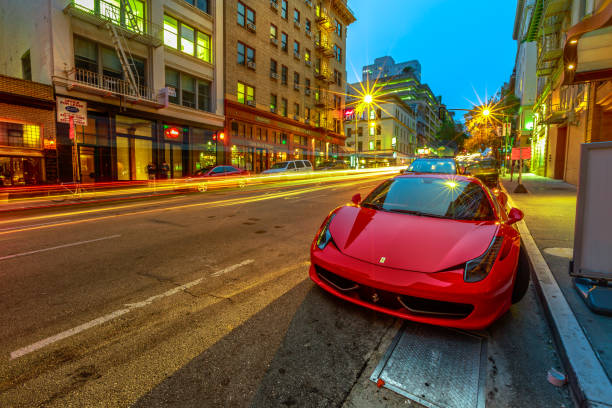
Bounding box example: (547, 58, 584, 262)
(435, 120, 468, 152)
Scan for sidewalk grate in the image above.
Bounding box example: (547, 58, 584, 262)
(370, 323, 487, 408)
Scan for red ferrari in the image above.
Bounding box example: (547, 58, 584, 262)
(309, 174, 529, 330)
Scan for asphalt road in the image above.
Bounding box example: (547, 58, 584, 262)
(0, 173, 572, 408)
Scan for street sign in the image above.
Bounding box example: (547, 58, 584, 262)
(511, 147, 531, 160)
(57, 97, 87, 126)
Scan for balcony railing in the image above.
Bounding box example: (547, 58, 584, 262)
(68, 68, 163, 106)
(64, 0, 163, 47)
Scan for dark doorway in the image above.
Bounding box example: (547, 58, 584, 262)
(554, 127, 567, 180)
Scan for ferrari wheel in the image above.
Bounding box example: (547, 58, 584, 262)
(197, 183, 208, 193)
(512, 247, 531, 303)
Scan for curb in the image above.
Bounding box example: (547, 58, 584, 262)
(501, 184, 612, 408)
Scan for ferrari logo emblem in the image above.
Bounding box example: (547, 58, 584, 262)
(372, 292, 380, 303)
(379, 257, 386, 264)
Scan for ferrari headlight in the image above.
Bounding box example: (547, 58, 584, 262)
(316, 214, 336, 250)
(464, 236, 504, 282)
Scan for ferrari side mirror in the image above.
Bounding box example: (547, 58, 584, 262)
(351, 193, 361, 205)
(507, 207, 524, 225)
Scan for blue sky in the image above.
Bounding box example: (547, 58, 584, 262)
(346, 0, 518, 118)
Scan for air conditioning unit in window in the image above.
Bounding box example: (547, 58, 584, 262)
(305, 0, 313, 7)
(246, 100, 256, 107)
(305, 30, 312, 38)
(270, 37, 278, 46)
(247, 22, 256, 32)
(305, 59, 312, 66)
(294, 52, 301, 60)
(294, 83, 300, 90)
(294, 21, 301, 29)
(247, 61, 256, 70)
(270, 72, 280, 79)
(270, 0, 278, 11)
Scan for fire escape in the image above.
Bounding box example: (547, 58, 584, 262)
(313, 5, 336, 133)
(63, 0, 165, 107)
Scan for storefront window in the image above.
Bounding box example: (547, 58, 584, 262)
(0, 156, 42, 186)
(116, 115, 153, 138)
(134, 138, 152, 180)
(115, 116, 153, 181)
(116, 136, 130, 180)
(191, 127, 216, 172)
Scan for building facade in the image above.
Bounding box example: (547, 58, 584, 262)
(358, 56, 448, 149)
(222, 0, 355, 172)
(526, 0, 612, 184)
(0, 75, 57, 186)
(0, 0, 225, 183)
(343, 94, 417, 167)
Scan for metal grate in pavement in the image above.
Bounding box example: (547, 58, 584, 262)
(370, 323, 487, 408)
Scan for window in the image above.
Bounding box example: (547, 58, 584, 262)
(305, 78, 311, 92)
(370, 126, 375, 136)
(247, 47, 255, 63)
(164, 14, 212, 62)
(281, 32, 288, 51)
(0, 121, 41, 148)
(270, 24, 277, 39)
(237, 2, 245, 26)
(237, 82, 254, 104)
(237, 42, 245, 64)
(293, 41, 300, 55)
(305, 19, 311, 32)
(369, 141, 374, 150)
(357, 127, 363, 137)
(358, 141, 362, 151)
(76, 0, 145, 32)
(294, 72, 300, 85)
(281, 0, 288, 19)
(377, 125, 381, 135)
(376, 140, 381, 150)
(181, 23, 195, 55)
(281, 65, 288, 85)
(335, 19, 343, 37)
(305, 107, 311, 120)
(270, 94, 277, 112)
(294, 103, 300, 116)
(347, 128, 352, 138)
(184, 0, 209, 13)
(294, 9, 300, 23)
(304, 49, 311, 62)
(334, 45, 342, 63)
(334, 70, 342, 87)
(246, 8, 255, 26)
(281, 98, 288, 116)
(270, 59, 278, 74)
(165, 67, 211, 111)
(21, 50, 31, 81)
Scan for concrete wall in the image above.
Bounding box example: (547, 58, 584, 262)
(565, 117, 586, 186)
(0, 0, 53, 83)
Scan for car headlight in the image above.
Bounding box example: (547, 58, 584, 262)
(464, 236, 504, 282)
(316, 214, 336, 250)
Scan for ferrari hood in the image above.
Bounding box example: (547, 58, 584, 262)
(329, 206, 499, 272)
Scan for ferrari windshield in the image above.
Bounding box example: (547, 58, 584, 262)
(361, 177, 494, 221)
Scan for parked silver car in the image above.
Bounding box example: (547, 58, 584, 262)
(262, 160, 313, 174)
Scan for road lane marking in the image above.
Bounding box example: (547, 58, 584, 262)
(0, 235, 121, 261)
(9, 260, 255, 360)
(210, 259, 255, 277)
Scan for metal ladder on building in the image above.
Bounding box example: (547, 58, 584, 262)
(105, 0, 142, 97)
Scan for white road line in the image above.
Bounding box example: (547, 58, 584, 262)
(0, 235, 121, 261)
(9, 260, 254, 360)
(210, 259, 254, 277)
(0, 220, 73, 232)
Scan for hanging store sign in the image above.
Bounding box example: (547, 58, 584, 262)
(511, 147, 532, 160)
(57, 97, 87, 126)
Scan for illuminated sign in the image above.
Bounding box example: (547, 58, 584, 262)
(165, 127, 180, 139)
(344, 109, 354, 117)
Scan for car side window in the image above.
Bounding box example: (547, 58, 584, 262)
(212, 167, 225, 174)
(295, 161, 305, 168)
(225, 166, 238, 173)
(287, 162, 295, 169)
(303, 160, 312, 168)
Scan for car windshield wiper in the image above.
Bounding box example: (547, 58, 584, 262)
(387, 209, 454, 219)
(361, 202, 384, 210)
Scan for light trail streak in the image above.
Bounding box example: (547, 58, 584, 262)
(0, 174, 392, 235)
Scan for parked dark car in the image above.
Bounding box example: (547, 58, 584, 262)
(467, 158, 499, 188)
(174, 165, 249, 192)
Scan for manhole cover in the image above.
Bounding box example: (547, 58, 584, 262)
(371, 323, 487, 408)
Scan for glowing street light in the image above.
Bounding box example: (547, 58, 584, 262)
(364, 94, 373, 104)
(482, 108, 490, 116)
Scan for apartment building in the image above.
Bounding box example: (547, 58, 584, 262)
(360, 56, 449, 148)
(527, 0, 612, 184)
(343, 94, 417, 167)
(222, 0, 355, 172)
(0, 0, 224, 183)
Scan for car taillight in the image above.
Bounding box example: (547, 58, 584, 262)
(464, 236, 504, 283)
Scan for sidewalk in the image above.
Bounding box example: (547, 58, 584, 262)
(502, 173, 612, 407)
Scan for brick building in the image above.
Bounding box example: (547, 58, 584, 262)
(0, 0, 224, 184)
(222, 0, 356, 172)
(0, 74, 57, 186)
